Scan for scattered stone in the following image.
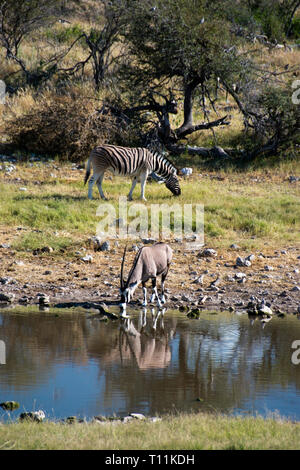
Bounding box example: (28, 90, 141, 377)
(122, 416, 134, 423)
(181, 167, 193, 176)
(41, 246, 53, 253)
(291, 286, 300, 292)
(230, 244, 240, 249)
(0, 401, 20, 411)
(236, 256, 251, 267)
(81, 255, 93, 263)
(19, 187, 27, 191)
(100, 241, 110, 251)
(264, 265, 274, 271)
(141, 238, 156, 244)
(14, 260, 24, 266)
(89, 236, 102, 251)
(181, 294, 192, 302)
(38, 294, 50, 305)
(0, 292, 15, 302)
(130, 413, 146, 420)
(65, 416, 77, 424)
(19, 410, 45, 422)
(235, 272, 247, 280)
(19, 296, 30, 303)
(198, 248, 217, 258)
(43, 270, 52, 275)
(0, 243, 10, 249)
(258, 304, 273, 315)
(0, 277, 13, 285)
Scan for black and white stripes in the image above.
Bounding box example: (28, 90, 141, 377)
(84, 144, 181, 200)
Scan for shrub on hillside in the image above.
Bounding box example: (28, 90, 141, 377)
(4, 87, 138, 162)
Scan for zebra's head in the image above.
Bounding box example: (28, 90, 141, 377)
(165, 172, 181, 196)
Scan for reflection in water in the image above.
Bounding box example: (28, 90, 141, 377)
(119, 309, 174, 370)
(0, 308, 300, 421)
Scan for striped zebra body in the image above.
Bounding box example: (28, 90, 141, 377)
(84, 144, 181, 200)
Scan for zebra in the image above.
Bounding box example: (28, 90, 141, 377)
(84, 144, 181, 201)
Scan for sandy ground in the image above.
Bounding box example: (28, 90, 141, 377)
(0, 226, 299, 316)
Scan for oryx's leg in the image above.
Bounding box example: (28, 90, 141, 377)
(142, 281, 147, 307)
(150, 277, 161, 308)
(128, 176, 137, 201)
(96, 173, 107, 200)
(161, 268, 169, 304)
(140, 170, 149, 201)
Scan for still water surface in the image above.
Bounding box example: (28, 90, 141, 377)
(0, 308, 300, 421)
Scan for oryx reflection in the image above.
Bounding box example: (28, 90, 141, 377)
(118, 308, 176, 370)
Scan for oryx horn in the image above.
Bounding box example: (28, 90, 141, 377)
(120, 244, 127, 290)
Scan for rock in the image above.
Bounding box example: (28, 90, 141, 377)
(38, 294, 50, 305)
(0, 277, 13, 285)
(141, 238, 156, 244)
(291, 286, 300, 292)
(41, 246, 53, 253)
(264, 265, 274, 271)
(19, 187, 27, 191)
(130, 413, 146, 420)
(230, 244, 240, 249)
(0, 292, 15, 302)
(198, 248, 217, 258)
(198, 295, 207, 304)
(236, 256, 251, 267)
(19, 296, 30, 303)
(81, 255, 93, 263)
(100, 241, 110, 251)
(19, 410, 45, 422)
(65, 416, 77, 424)
(235, 272, 247, 280)
(14, 260, 24, 266)
(122, 416, 134, 423)
(181, 294, 192, 302)
(258, 304, 273, 315)
(0, 243, 10, 249)
(0, 401, 20, 411)
(89, 236, 102, 251)
(245, 254, 255, 262)
(181, 167, 193, 176)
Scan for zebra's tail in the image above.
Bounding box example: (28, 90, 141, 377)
(84, 157, 91, 185)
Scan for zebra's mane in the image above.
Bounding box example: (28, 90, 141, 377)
(150, 150, 179, 174)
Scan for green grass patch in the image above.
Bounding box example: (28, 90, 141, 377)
(1, 413, 300, 450)
(1, 170, 299, 252)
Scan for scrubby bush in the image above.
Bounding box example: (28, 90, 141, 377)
(3, 86, 139, 162)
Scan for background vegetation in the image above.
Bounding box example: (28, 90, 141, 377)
(0, 0, 299, 165)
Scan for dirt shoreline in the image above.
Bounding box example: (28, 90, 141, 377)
(0, 240, 299, 316)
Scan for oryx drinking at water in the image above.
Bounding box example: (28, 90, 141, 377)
(119, 242, 172, 315)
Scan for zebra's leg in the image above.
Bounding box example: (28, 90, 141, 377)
(128, 177, 137, 201)
(150, 278, 161, 307)
(88, 176, 95, 200)
(142, 281, 147, 307)
(96, 173, 107, 200)
(140, 171, 148, 201)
